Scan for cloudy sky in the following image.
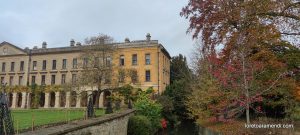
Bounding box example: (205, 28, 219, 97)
(0, 0, 195, 59)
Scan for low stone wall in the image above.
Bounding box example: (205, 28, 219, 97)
(21, 109, 135, 135)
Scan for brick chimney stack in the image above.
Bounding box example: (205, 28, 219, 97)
(146, 33, 151, 41)
(42, 41, 47, 48)
(70, 39, 75, 46)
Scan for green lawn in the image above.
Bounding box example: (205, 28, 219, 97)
(11, 109, 104, 131)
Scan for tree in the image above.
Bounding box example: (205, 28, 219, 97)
(170, 54, 191, 83)
(77, 34, 117, 112)
(79, 33, 116, 89)
(158, 54, 192, 127)
(181, 0, 300, 124)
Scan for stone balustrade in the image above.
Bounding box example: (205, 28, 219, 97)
(20, 109, 135, 135)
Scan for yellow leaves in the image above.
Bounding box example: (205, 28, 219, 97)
(44, 85, 62, 92)
(7, 85, 29, 93)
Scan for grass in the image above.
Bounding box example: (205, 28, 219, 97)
(11, 109, 105, 131)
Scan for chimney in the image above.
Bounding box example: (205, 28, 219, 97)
(70, 39, 75, 46)
(146, 33, 151, 41)
(125, 38, 130, 43)
(76, 42, 82, 46)
(24, 47, 29, 51)
(42, 41, 47, 48)
(99, 38, 105, 45)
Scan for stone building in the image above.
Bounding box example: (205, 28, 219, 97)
(0, 34, 170, 109)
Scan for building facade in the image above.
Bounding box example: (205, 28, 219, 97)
(0, 34, 170, 109)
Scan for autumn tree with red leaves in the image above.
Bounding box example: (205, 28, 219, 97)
(182, 0, 300, 124)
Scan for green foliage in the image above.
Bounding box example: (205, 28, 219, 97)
(157, 95, 179, 128)
(31, 84, 41, 109)
(145, 87, 154, 94)
(157, 54, 192, 127)
(170, 54, 191, 84)
(127, 115, 152, 135)
(134, 92, 162, 133)
(163, 80, 189, 119)
(291, 106, 300, 120)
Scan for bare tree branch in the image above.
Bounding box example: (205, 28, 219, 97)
(281, 32, 300, 35)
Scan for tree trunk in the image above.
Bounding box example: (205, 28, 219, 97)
(242, 51, 250, 124)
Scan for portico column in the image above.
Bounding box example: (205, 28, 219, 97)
(26, 93, 31, 109)
(54, 92, 60, 108)
(21, 92, 27, 108)
(76, 92, 81, 108)
(11, 92, 18, 108)
(44, 92, 50, 108)
(98, 92, 104, 108)
(65, 91, 71, 108)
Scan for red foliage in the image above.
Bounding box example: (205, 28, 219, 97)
(161, 118, 167, 129)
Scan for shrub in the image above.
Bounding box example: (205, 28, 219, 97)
(291, 106, 300, 120)
(157, 95, 179, 128)
(134, 92, 162, 132)
(128, 115, 152, 135)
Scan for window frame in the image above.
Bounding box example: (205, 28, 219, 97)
(32, 61, 37, 71)
(18, 76, 23, 85)
(73, 58, 77, 69)
(61, 74, 66, 84)
(52, 60, 57, 70)
(42, 60, 47, 70)
(145, 54, 151, 65)
(31, 76, 36, 85)
(2, 62, 5, 72)
(20, 61, 24, 71)
(62, 59, 67, 69)
(41, 75, 46, 85)
(119, 55, 125, 66)
(132, 54, 138, 66)
(10, 62, 15, 72)
(145, 70, 151, 82)
(51, 75, 56, 85)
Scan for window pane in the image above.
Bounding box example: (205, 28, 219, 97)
(52, 60, 56, 70)
(132, 54, 137, 65)
(19, 76, 23, 85)
(31, 76, 36, 85)
(33, 61, 37, 70)
(42, 60, 47, 70)
(83, 58, 88, 68)
(20, 61, 24, 71)
(146, 70, 150, 82)
(41, 75, 46, 85)
(120, 55, 125, 66)
(145, 54, 150, 65)
(11, 62, 14, 71)
(62, 59, 67, 69)
(2, 62, 5, 72)
(61, 74, 66, 84)
(73, 58, 77, 69)
(51, 75, 56, 85)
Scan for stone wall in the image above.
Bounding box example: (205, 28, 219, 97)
(20, 109, 135, 135)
